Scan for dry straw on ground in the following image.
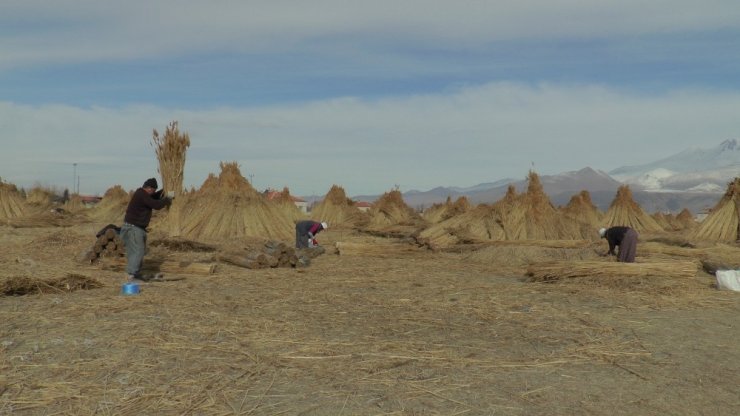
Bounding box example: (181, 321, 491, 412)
(691, 177, 740, 242)
(526, 260, 698, 282)
(155, 162, 294, 242)
(602, 185, 664, 233)
(310, 185, 368, 227)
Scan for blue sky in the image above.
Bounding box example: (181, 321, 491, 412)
(1, 1, 739, 196)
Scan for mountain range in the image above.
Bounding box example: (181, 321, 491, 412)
(309, 139, 739, 215)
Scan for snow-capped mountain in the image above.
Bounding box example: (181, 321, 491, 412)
(610, 139, 740, 192)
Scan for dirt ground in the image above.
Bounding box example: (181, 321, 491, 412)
(1, 223, 739, 415)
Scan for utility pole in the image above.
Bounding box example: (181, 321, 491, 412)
(73, 163, 77, 195)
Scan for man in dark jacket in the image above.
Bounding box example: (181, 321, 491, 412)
(295, 220, 328, 248)
(120, 178, 172, 281)
(599, 226, 638, 263)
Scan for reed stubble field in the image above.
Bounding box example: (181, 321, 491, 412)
(1, 223, 739, 415)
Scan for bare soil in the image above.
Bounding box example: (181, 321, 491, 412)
(1, 224, 739, 415)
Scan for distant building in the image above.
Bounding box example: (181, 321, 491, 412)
(80, 195, 103, 208)
(354, 201, 372, 212)
(264, 189, 308, 213)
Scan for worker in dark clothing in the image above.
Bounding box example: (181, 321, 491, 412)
(599, 226, 639, 263)
(120, 178, 172, 281)
(295, 220, 328, 248)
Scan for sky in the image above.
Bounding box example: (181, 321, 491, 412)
(1, 0, 739, 197)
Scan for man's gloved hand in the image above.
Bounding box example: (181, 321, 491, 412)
(152, 189, 164, 199)
(312, 238, 319, 246)
(167, 191, 175, 199)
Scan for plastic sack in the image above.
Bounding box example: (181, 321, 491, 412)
(715, 270, 740, 292)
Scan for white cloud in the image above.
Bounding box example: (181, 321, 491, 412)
(1, 82, 738, 196)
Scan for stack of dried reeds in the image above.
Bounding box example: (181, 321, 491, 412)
(526, 260, 698, 282)
(368, 189, 423, 228)
(492, 171, 584, 240)
(89, 185, 130, 224)
(63, 194, 84, 213)
(675, 208, 697, 230)
(156, 162, 294, 242)
(559, 190, 604, 240)
(270, 187, 305, 222)
(310, 185, 368, 227)
(216, 240, 313, 269)
(602, 185, 664, 233)
(0, 180, 26, 221)
(691, 178, 740, 242)
(25, 186, 55, 209)
(423, 196, 471, 223)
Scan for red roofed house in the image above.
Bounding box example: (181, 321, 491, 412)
(354, 201, 372, 212)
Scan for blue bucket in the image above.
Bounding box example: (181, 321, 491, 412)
(121, 282, 140, 295)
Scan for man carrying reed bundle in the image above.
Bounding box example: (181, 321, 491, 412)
(599, 226, 638, 263)
(120, 178, 172, 282)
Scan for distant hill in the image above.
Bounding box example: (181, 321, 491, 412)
(610, 139, 740, 192)
(303, 141, 736, 215)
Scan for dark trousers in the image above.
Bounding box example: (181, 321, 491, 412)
(618, 228, 638, 263)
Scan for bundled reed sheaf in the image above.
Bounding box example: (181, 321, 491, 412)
(0, 180, 27, 220)
(560, 190, 604, 240)
(216, 240, 315, 269)
(310, 185, 368, 227)
(423, 196, 470, 223)
(269, 187, 305, 222)
(602, 185, 664, 233)
(691, 177, 740, 242)
(89, 185, 130, 224)
(675, 208, 697, 230)
(418, 172, 587, 249)
(25, 186, 55, 209)
(156, 162, 294, 242)
(152, 121, 190, 196)
(526, 260, 698, 282)
(368, 189, 423, 229)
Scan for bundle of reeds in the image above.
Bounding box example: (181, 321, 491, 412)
(152, 121, 190, 196)
(310, 185, 369, 227)
(270, 187, 305, 222)
(691, 178, 740, 242)
(25, 186, 55, 208)
(156, 162, 294, 242)
(423, 196, 471, 223)
(89, 185, 130, 224)
(526, 260, 698, 282)
(561, 190, 603, 226)
(466, 245, 600, 267)
(367, 189, 424, 229)
(0, 180, 26, 220)
(493, 171, 584, 240)
(602, 185, 664, 233)
(216, 241, 310, 269)
(675, 208, 697, 230)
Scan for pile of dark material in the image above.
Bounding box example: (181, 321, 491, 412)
(215, 241, 324, 269)
(78, 225, 125, 264)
